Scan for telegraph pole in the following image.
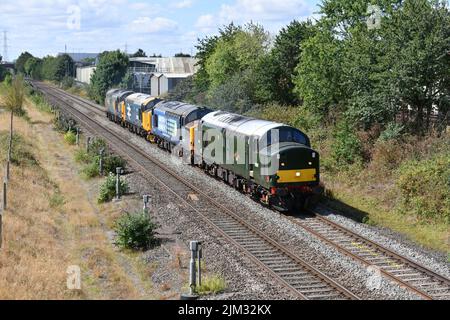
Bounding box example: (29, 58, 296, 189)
(3, 31, 8, 62)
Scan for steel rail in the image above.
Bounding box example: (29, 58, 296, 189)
(287, 209, 450, 300)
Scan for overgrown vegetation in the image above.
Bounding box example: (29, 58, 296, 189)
(89, 50, 129, 104)
(396, 154, 449, 223)
(0, 131, 37, 166)
(195, 275, 227, 295)
(74, 138, 126, 179)
(18, 52, 75, 82)
(98, 172, 129, 203)
(64, 131, 76, 145)
(114, 212, 159, 250)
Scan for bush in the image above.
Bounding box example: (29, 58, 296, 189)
(61, 76, 74, 90)
(98, 173, 128, 203)
(114, 212, 159, 250)
(103, 155, 126, 175)
(88, 138, 107, 157)
(196, 275, 227, 295)
(396, 154, 450, 222)
(0, 131, 37, 166)
(81, 160, 100, 179)
(74, 149, 92, 164)
(64, 131, 76, 145)
(331, 120, 363, 167)
(379, 122, 404, 142)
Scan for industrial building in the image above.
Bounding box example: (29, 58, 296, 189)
(75, 65, 96, 84)
(75, 56, 197, 96)
(129, 57, 197, 95)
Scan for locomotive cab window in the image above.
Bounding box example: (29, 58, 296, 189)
(260, 127, 310, 148)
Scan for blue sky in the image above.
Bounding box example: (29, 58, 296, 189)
(1, 0, 322, 61)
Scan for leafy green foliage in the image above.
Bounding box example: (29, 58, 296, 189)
(261, 20, 316, 105)
(75, 139, 126, 179)
(131, 49, 147, 58)
(114, 212, 159, 250)
(103, 155, 126, 175)
(331, 120, 363, 167)
(378, 123, 404, 142)
(294, 0, 450, 132)
(15, 52, 34, 74)
(2, 75, 26, 116)
(24, 57, 43, 79)
(0, 63, 10, 82)
(98, 173, 129, 203)
(396, 154, 450, 222)
(40, 54, 75, 82)
(63, 131, 76, 145)
(90, 50, 129, 104)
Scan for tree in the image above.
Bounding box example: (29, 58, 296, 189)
(90, 50, 129, 103)
(204, 23, 270, 107)
(53, 54, 75, 81)
(259, 20, 316, 105)
(194, 23, 241, 93)
(2, 75, 25, 178)
(15, 52, 34, 74)
(131, 49, 147, 58)
(174, 52, 191, 57)
(24, 57, 43, 79)
(294, 0, 450, 133)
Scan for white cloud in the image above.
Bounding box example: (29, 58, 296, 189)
(195, 14, 216, 32)
(171, 0, 193, 9)
(219, 0, 310, 22)
(130, 17, 179, 34)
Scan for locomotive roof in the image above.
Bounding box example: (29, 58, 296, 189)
(110, 89, 133, 100)
(125, 93, 156, 106)
(154, 101, 207, 117)
(106, 88, 120, 96)
(201, 110, 285, 138)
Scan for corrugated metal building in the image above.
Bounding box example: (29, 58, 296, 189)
(129, 57, 198, 74)
(76, 66, 96, 84)
(129, 57, 197, 95)
(150, 73, 192, 97)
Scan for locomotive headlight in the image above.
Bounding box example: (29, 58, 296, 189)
(308, 162, 312, 166)
(296, 172, 301, 177)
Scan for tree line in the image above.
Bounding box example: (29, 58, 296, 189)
(171, 0, 449, 135)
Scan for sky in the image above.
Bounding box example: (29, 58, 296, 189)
(0, 0, 322, 61)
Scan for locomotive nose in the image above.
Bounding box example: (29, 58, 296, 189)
(276, 146, 320, 184)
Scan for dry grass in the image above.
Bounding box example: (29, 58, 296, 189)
(0, 97, 155, 299)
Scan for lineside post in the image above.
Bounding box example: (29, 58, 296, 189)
(2, 181, 6, 210)
(76, 128, 80, 146)
(143, 195, 151, 216)
(86, 137, 91, 153)
(0, 211, 2, 249)
(115, 167, 123, 201)
(99, 148, 105, 176)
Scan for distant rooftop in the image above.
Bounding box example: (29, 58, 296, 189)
(129, 57, 198, 74)
(58, 53, 99, 63)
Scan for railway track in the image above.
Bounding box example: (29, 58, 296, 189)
(287, 211, 450, 300)
(33, 81, 360, 300)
